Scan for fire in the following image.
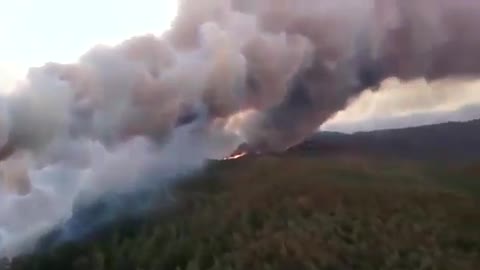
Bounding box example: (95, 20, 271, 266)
(222, 143, 253, 160)
(223, 152, 248, 160)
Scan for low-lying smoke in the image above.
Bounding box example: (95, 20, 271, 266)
(323, 78, 480, 132)
(2, 0, 480, 257)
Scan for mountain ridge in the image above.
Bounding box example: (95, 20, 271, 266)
(291, 119, 480, 162)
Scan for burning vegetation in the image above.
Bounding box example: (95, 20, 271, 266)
(223, 152, 248, 160)
(222, 143, 253, 160)
(2, 0, 480, 258)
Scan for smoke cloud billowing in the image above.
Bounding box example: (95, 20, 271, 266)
(2, 0, 480, 256)
(323, 78, 480, 132)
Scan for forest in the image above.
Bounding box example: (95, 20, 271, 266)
(3, 154, 479, 270)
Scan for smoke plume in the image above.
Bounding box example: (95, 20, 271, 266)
(323, 78, 480, 132)
(2, 0, 480, 256)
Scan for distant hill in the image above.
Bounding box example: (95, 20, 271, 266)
(291, 119, 480, 162)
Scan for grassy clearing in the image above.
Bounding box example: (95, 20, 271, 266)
(7, 155, 480, 270)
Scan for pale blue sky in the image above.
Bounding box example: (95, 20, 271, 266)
(0, 0, 178, 87)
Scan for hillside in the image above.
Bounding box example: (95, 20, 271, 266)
(294, 119, 480, 162)
(4, 153, 480, 270)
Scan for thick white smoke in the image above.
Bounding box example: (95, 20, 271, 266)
(323, 78, 480, 132)
(2, 0, 480, 257)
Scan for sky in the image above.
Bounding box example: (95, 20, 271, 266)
(0, 0, 479, 131)
(0, 0, 179, 91)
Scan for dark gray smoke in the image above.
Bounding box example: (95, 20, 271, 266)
(4, 0, 480, 155)
(221, 0, 480, 151)
(2, 0, 480, 256)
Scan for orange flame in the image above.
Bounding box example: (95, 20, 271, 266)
(223, 152, 248, 160)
